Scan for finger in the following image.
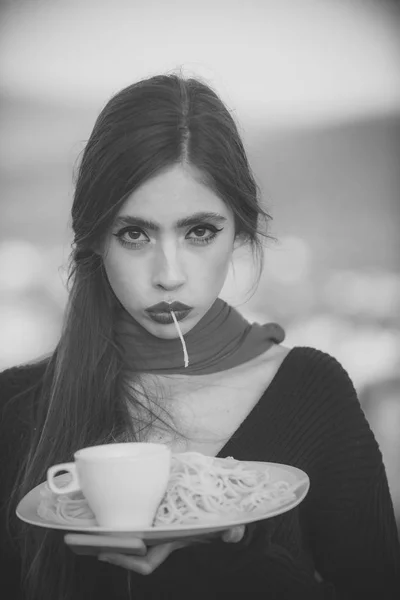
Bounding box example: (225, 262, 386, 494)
(65, 533, 147, 556)
(99, 540, 188, 575)
(221, 525, 246, 543)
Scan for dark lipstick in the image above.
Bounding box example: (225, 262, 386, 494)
(145, 302, 193, 324)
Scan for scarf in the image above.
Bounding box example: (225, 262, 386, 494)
(114, 298, 285, 375)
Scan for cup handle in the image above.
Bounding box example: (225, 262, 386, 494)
(47, 463, 80, 494)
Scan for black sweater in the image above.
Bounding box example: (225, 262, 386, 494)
(1, 347, 399, 599)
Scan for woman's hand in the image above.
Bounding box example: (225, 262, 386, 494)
(98, 540, 188, 576)
(72, 525, 246, 576)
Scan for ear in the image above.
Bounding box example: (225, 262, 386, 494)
(233, 232, 248, 250)
(92, 237, 108, 256)
(92, 245, 103, 256)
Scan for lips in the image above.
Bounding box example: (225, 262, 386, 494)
(145, 302, 193, 324)
(147, 310, 191, 324)
(146, 301, 193, 313)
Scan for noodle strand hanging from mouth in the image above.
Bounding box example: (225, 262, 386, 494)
(170, 310, 189, 368)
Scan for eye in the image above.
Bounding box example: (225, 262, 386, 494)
(186, 224, 223, 245)
(113, 227, 150, 248)
(190, 226, 209, 238)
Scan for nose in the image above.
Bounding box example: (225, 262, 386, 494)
(151, 242, 186, 292)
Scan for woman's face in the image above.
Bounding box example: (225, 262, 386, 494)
(103, 163, 236, 339)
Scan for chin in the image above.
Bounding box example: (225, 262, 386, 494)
(152, 328, 182, 340)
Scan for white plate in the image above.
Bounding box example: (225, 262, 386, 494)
(16, 461, 309, 544)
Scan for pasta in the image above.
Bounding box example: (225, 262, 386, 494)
(170, 310, 189, 368)
(38, 487, 96, 526)
(154, 453, 295, 525)
(37, 452, 298, 528)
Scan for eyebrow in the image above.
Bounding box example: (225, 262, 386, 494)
(113, 212, 227, 231)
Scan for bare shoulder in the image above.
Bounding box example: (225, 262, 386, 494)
(262, 343, 292, 363)
(216, 343, 292, 391)
(251, 343, 292, 374)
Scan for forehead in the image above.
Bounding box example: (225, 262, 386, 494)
(118, 164, 232, 221)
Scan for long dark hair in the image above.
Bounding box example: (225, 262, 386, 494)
(8, 70, 272, 599)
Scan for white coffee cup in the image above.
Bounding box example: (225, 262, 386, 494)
(47, 443, 171, 529)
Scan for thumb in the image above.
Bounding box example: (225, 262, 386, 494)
(221, 525, 246, 543)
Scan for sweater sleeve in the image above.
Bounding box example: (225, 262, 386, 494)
(299, 349, 400, 599)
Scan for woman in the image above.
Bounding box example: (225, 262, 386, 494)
(0, 72, 399, 600)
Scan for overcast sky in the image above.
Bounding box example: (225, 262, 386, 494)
(0, 0, 399, 125)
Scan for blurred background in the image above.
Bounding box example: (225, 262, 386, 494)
(0, 0, 399, 528)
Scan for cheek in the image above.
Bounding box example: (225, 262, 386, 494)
(103, 253, 148, 303)
(212, 251, 231, 279)
(193, 242, 233, 284)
